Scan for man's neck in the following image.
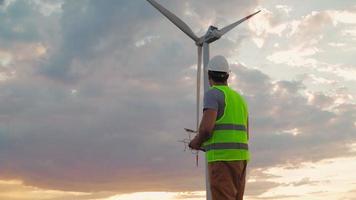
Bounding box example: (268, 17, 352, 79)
(213, 82, 228, 86)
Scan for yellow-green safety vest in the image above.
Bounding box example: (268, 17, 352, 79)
(202, 85, 250, 162)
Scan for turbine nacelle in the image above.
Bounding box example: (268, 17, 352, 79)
(204, 25, 222, 44)
(196, 26, 221, 46)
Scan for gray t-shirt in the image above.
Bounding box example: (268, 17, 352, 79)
(203, 88, 225, 120)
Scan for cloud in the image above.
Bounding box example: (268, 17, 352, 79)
(290, 11, 332, 42)
(0, 179, 117, 200)
(266, 45, 320, 68)
(230, 64, 356, 169)
(0, 49, 12, 67)
(261, 7, 356, 85)
(327, 42, 346, 47)
(35, 0, 259, 82)
(275, 5, 292, 15)
(249, 8, 356, 44)
(0, 0, 44, 43)
(257, 155, 356, 199)
(342, 28, 356, 40)
(328, 10, 356, 25)
(297, 73, 337, 85)
(245, 169, 283, 196)
(247, 7, 290, 48)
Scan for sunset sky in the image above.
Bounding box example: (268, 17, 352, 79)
(0, 0, 356, 200)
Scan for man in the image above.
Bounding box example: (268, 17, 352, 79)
(189, 55, 249, 200)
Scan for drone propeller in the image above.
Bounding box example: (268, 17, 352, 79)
(184, 128, 197, 133)
(146, 0, 199, 42)
(219, 10, 261, 36)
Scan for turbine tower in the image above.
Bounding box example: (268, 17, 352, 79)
(146, 1, 260, 199)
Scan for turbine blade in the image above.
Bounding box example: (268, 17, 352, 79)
(146, 0, 199, 42)
(196, 46, 202, 131)
(219, 10, 261, 36)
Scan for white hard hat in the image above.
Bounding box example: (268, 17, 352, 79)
(207, 55, 230, 73)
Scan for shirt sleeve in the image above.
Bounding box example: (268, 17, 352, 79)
(203, 89, 219, 111)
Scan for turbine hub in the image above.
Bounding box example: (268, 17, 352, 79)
(204, 25, 221, 43)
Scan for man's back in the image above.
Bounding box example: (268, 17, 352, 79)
(202, 85, 249, 162)
(204, 85, 248, 126)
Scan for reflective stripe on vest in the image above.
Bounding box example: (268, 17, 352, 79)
(214, 124, 246, 131)
(204, 142, 248, 151)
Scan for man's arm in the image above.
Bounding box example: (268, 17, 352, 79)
(189, 109, 217, 150)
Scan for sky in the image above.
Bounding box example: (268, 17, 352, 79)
(0, 0, 355, 200)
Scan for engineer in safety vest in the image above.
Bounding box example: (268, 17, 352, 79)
(189, 55, 249, 200)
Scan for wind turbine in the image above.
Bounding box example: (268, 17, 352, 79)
(146, 0, 260, 199)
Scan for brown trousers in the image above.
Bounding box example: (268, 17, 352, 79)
(208, 160, 247, 200)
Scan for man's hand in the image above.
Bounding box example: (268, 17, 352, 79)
(189, 109, 217, 151)
(189, 136, 202, 151)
